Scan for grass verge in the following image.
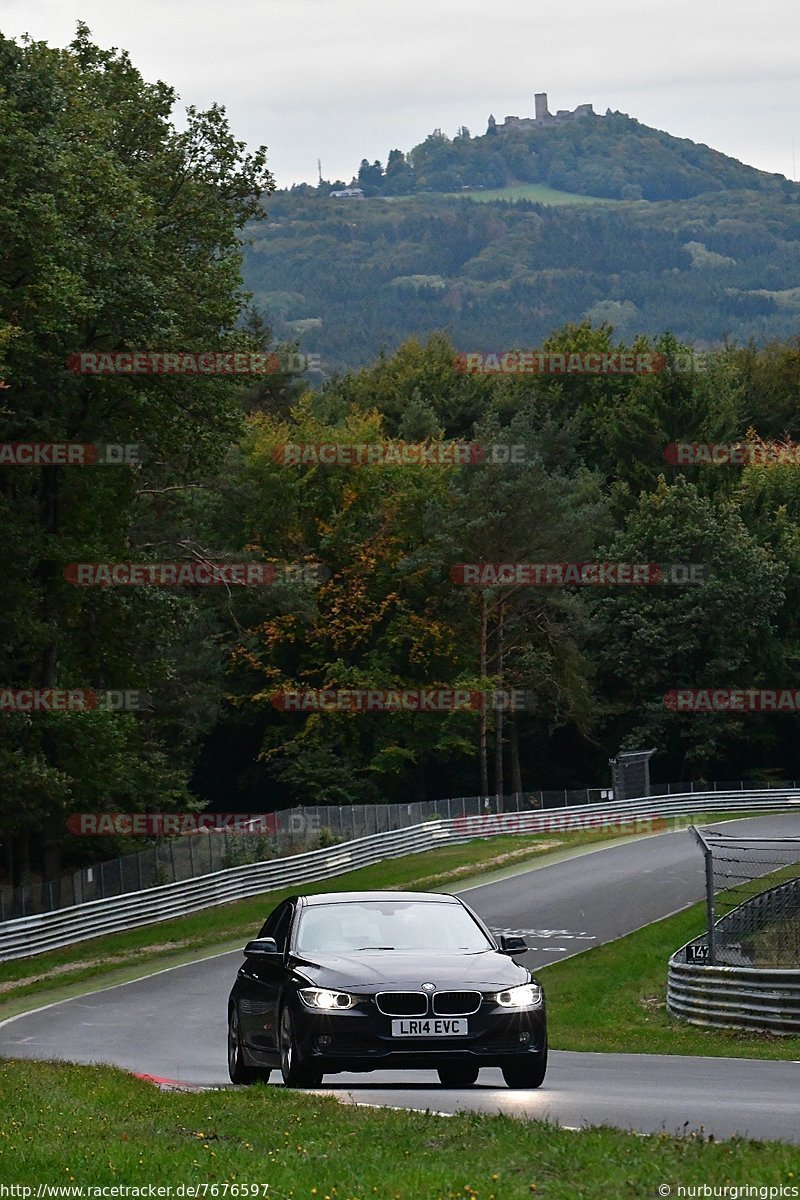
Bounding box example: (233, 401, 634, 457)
(440, 182, 619, 205)
(1, 1060, 797, 1197)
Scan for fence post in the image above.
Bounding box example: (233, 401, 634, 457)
(691, 825, 716, 965)
(704, 843, 716, 965)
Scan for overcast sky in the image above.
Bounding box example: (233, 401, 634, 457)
(3, 0, 799, 189)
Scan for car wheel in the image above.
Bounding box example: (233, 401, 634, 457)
(228, 1004, 269, 1084)
(501, 1045, 547, 1090)
(437, 1064, 479, 1088)
(279, 1005, 323, 1088)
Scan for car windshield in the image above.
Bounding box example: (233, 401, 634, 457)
(295, 900, 493, 955)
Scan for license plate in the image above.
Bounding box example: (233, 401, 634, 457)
(391, 1018, 468, 1037)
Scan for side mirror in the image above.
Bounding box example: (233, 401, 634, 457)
(498, 934, 528, 955)
(243, 937, 280, 958)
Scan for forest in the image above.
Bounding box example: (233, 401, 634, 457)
(244, 183, 800, 375)
(3, 29, 800, 890)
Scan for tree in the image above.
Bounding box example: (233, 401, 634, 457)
(225, 404, 474, 804)
(0, 25, 274, 886)
(384, 149, 414, 195)
(357, 159, 383, 195)
(591, 477, 786, 775)
(429, 406, 607, 795)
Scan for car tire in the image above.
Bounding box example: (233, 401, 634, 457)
(501, 1045, 547, 1089)
(279, 1005, 323, 1088)
(228, 1004, 269, 1084)
(437, 1064, 480, 1088)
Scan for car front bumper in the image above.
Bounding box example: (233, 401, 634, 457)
(290, 997, 547, 1072)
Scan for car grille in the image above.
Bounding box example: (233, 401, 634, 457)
(375, 991, 428, 1016)
(431, 990, 482, 1016)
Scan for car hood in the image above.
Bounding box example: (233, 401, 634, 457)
(291, 950, 532, 991)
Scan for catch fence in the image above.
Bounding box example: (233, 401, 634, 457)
(1, 778, 797, 922)
(668, 824, 800, 1033)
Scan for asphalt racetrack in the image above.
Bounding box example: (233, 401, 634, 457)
(2, 817, 799, 1142)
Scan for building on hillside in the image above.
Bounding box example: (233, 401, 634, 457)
(330, 187, 365, 199)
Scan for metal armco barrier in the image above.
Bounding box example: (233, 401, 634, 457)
(667, 960, 800, 1034)
(2, 788, 799, 962)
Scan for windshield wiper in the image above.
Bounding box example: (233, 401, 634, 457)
(355, 945, 395, 950)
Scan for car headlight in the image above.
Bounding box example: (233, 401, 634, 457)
(493, 983, 542, 1008)
(298, 988, 356, 1010)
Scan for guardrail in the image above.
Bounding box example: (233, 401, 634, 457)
(2, 788, 799, 962)
(667, 960, 800, 1034)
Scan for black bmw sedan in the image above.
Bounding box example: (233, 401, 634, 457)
(227, 890, 547, 1090)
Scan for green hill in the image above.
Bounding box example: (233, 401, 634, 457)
(349, 111, 788, 202)
(243, 114, 800, 375)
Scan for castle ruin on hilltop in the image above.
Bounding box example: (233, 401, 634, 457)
(487, 92, 597, 134)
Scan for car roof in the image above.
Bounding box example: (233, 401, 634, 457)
(297, 891, 461, 905)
